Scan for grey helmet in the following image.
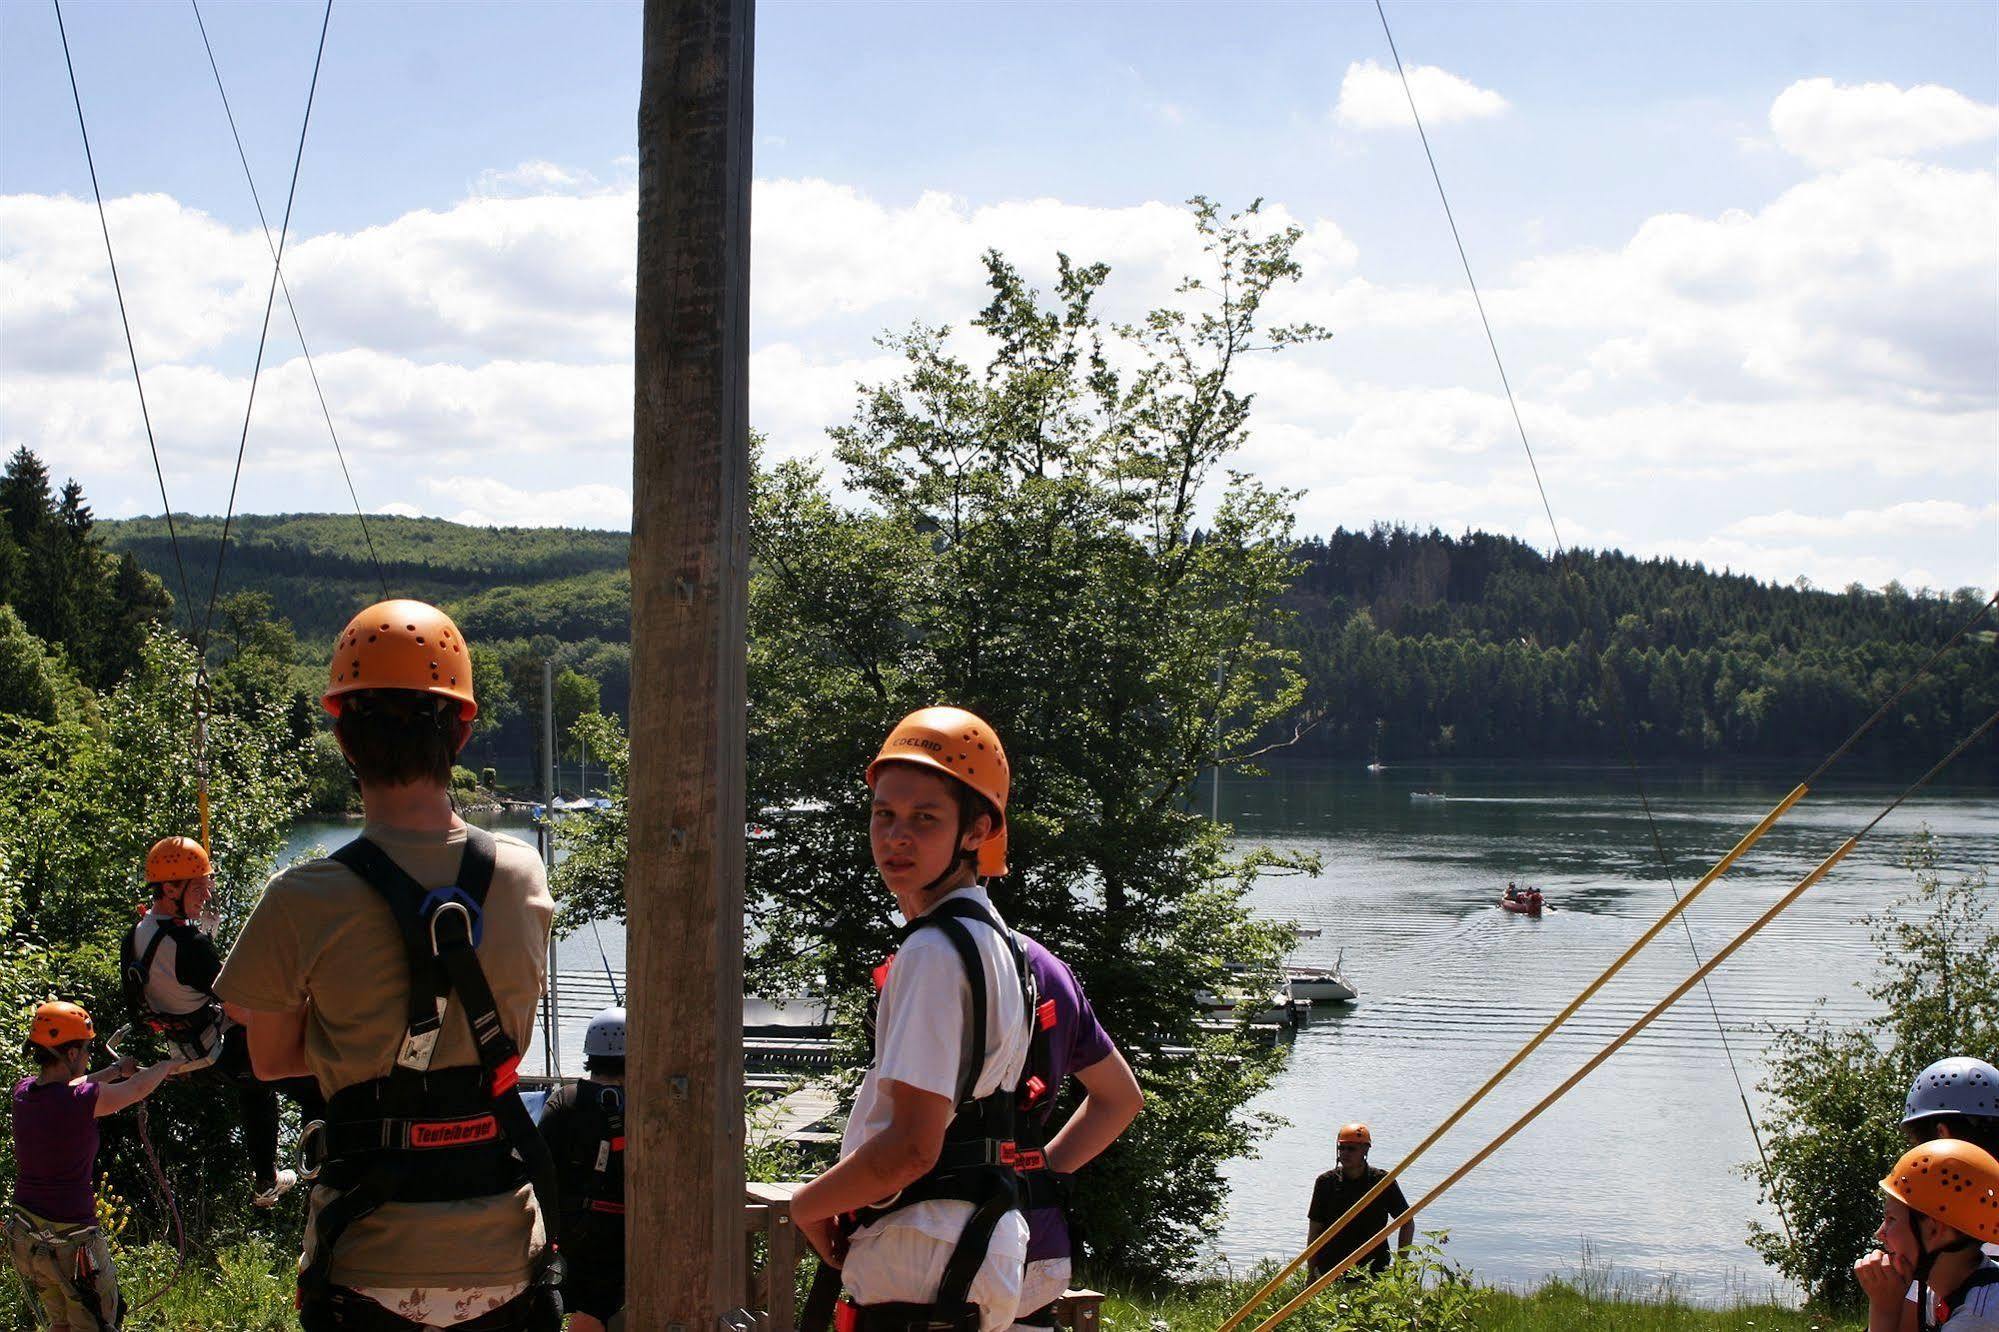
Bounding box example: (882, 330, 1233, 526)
(1902, 1056, 1999, 1126)
(584, 1006, 627, 1059)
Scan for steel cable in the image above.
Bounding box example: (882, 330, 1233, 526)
(189, 0, 387, 601)
(197, 0, 335, 655)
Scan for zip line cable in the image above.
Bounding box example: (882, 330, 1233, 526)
(1243, 707, 1999, 1332)
(197, 0, 334, 656)
(1213, 592, 1998, 1332)
(51, 0, 198, 634)
(1372, 0, 1787, 1252)
(189, 0, 387, 602)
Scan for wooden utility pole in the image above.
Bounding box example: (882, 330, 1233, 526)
(628, 0, 753, 1324)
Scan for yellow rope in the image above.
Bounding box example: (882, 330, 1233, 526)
(1213, 782, 1807, 1332)
(1245, 833, 1859, 1332)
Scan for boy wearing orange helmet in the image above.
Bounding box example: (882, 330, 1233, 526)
(120, 835, 321, 1208)
(1856, 1139, 1999, 1331)
(793, 707, 1037, 1332)
(1306, 1122, 1415, 1279)
(215, 600, 560, 1331)
(6, 1000, 182, 1331)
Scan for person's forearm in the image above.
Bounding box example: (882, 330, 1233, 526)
(1044, 1097, 1138, 1175)
(792, 1129, 938, 1225)
(1398, 1221, 1415, 1249)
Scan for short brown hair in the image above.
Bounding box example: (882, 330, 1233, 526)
(333, 689, 463, 787)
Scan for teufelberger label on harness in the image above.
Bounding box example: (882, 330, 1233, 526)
(409, 1115, 501, 1149)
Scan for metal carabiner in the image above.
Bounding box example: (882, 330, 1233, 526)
(297, 1118, 327, 1183)
(429, 899, 474, 956)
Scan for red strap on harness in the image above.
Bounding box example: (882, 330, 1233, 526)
(1036, 999, 1057, 1031)
(872, 956, 894, 991)
(587, 1200, 626, 1215)
(835, 1299, 861, 1332)
(609, 1136, 626, 1152)
(1023, 1074, 1049, 1105)
(408, 1114, 501, 1149)
(489, 1052, 521, 1097)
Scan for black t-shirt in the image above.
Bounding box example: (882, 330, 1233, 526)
(1307, 1165, 1409, 1276)
(538, 1079, 625, 1247)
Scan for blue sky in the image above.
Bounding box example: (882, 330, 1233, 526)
(3, 1, 1995, 592)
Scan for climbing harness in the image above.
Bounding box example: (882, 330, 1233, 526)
(294, 826, 562, 1330)
(118, 917, 226, 1068)
(1232, 708, 1999, 1332)
(5, 1205, 124, 1331)
(545, 1079, 627, 1227)
(807, 894, 1038, 1332)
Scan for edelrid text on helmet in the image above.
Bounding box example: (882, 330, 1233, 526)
(323, 599, 477, 719)
(867, 707, 1010, 877)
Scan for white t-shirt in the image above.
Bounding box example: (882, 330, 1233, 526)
(131, 912, 218, 1017)
(841, 886, 1033, 1332)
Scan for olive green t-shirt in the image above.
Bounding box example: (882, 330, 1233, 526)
(216, 821, 554, 1289)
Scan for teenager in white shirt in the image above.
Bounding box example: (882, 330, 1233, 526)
(793, 707, 1035, 1332)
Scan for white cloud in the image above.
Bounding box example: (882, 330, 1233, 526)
(1722, 500, 1999, 542)
(1335, 59, 1509, 131)
(474, 160, 604, 197)
(430, 476, 629, 529)
(1771, 77, 1999, 169)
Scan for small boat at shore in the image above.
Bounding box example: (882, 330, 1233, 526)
(1284, 960, 1357, 1003)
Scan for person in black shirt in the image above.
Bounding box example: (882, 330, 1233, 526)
(537, 1006, 627, 1331)
(1306, 1121, 1415, 1278)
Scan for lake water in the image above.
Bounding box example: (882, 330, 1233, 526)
(278, 760, 1996, 1303)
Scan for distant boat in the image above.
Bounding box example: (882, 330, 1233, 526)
(1284, 960, 1357, 1004)
(1365, 762, 1386, 774)
(1500, 890, 1545, 916)
(1410, 790, 1447, 803)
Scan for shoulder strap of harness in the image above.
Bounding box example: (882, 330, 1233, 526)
(302, 829, 560, 1312)
(1940, 1263, 1999, 1324)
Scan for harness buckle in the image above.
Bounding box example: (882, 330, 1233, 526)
(297, 1118, 327, 1182)
(396, 1009, 445, 1073)
(489, 1052, 522, 1098)
(428, 898, 476, 955)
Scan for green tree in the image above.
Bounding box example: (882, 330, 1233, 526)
(746, 198, 1322, 1277)
(1743, 829, 1999, 1306)
(0, 626, 308, 1248)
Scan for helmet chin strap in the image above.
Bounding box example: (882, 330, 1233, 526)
(1912, 1221, 1982, 1327)
(913, 844, 981, 903)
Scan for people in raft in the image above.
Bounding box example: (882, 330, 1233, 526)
(1873, 1057, 1999, 1331)
(537, 1006, 629, 1331)
(1855, 1137, 1999, 1332)
(6, 1000, 183, 1332)
(1307, 1122, 1416, 1279)
(217, 600, 561, 1331)
(791, 707, 1037, 1332)
(121, 834, 325, 1208)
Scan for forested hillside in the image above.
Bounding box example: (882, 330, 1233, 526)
(97, 510, 1995, 768)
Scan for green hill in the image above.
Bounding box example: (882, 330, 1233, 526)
(100, 514, 1996, 767)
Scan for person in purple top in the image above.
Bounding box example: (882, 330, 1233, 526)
(1010, 935, 1143, 1332)
(6, 1000, 181, 1332)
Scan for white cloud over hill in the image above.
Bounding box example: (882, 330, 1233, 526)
(4, 76, 1993, 589)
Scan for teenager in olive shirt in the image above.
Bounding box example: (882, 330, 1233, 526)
(1306, 1122, 1416, 1278)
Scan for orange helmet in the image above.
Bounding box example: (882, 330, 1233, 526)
(29, 1000, 94, 1051)
(867, 707, 1010, 877)
(1880, 1140, 1999, 1243)
(1337, 1122, 1372, 1147)
(323, 599, 477, 720)
(145, 836, 210, 884)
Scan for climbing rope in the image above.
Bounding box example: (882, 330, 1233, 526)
(1240, 707, 1999, 1332)
(189, 0, 388, 602)
(103, 1026, 187, 1320)
(1214, 589, 1996, 1332)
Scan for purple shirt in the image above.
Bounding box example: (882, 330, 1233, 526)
(11, 1076, 101, 1225)
(1018, 934, 1116, 1263)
